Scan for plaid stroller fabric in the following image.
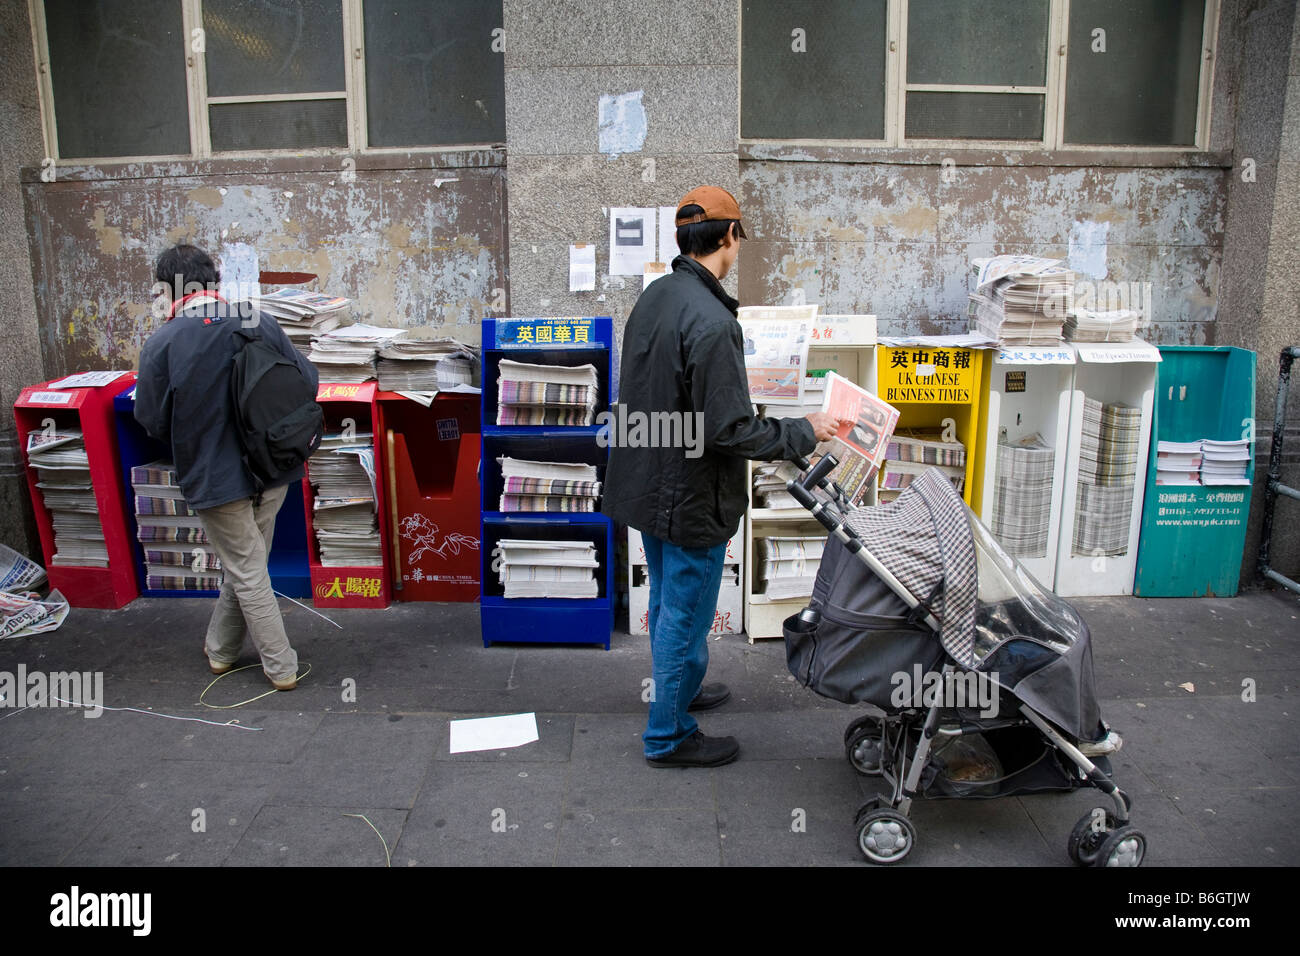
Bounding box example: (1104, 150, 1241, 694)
(842, 470, 978, 668)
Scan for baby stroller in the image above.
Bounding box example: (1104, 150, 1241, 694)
(781, 455, 1144, 867)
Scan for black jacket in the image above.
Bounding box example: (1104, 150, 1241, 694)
(602, 256, 816, 547)
(134, 299, 319, 510)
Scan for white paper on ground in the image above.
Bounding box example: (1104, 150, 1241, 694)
(449, 713, 540, 753)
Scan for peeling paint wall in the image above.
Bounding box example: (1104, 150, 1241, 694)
(21, 154, 508, 378)
(739, 160, 1226, 345)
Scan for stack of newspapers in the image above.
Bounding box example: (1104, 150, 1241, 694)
(495, 360, 598, 426)
(497, 457, 600, 513)
(1064, 309, 1141, 344)
(376, 329, 479, 393)
(26, 429, 107, 567)
(752, 461, 802, 510)
(968, 255, 1074, 347)
(757, 536, 824, 600)
(131, 460, 220, 590)
(990, 434, 1054, 558)
(1073, 398, 1142, 556)
(246, 288, 350, 358)
(309, 324, 403, 384)
(493, 539, 600, 599)
(307, 432, 382, 566)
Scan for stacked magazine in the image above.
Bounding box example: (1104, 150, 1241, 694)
(968, 255, 1074, 347)
(308, 324, 403, 384)
(245, 288, 350, 357)
(1155, 440, 1203, 485)
(1073, 398, 1142, 555)
(879, 431, 967, 502)
(497, 457, 600, 513)
(1200, 439, 1251, 485)
(757, 536, 824, 600)
(492, 539, 600, 599)
(376, 329, 480, 393)
(496, 360, 599, 426)
(26, 429, 107, 567)
(1157, 438, 1250, 485)
(307, 432, 382, 566)
(990, 434, 1054, 558)
(131, 460, 220, 590)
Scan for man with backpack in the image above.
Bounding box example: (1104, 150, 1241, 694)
(135, 244, 322, 690)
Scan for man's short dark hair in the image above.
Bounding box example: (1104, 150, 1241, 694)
(155, 244, 220, 298)
(675, 204, 741, 258)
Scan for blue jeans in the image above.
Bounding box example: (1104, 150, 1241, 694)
(641, 533, 727, 757)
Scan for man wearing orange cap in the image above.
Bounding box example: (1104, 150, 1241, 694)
(604, 186, 842, 767)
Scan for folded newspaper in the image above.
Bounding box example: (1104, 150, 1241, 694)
(0, 543, 68, 639)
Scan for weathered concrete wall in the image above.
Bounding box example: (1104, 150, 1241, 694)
(503, 0, 741, 356)
(20, 152, 508, 378)
(739, 155, 1227, 341)
(1217, 0, 1300, 585)
(1, 1, 49, 559)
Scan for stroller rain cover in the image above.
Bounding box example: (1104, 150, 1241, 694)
(786, 469, 1104, 742)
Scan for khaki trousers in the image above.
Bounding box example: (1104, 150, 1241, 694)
(197, 484, 298, 682)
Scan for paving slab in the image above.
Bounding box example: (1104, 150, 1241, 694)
(224, 806, 408, 867)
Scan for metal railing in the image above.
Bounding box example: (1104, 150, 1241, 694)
(1258, 346, 1300, 594)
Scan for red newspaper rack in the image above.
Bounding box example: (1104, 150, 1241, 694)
(14, 373, 139, 608)
(377, 392, 481, 602)
(303, 382, 392, 609)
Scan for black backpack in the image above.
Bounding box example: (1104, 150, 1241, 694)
(230, 324, 324, 493)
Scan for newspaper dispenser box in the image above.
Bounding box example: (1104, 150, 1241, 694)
(1134, 346, 1256, 597)
(304, 382, 392, 609)
(379, 391, 481, 602)
(875, 344, 985, 507)
(479, 316, 615, 649)
(14, 373, 139, 609)
(110, 381, 312, 599)
(1054, 341, 1160, 597)
(973, 346, 1076, 589)
(744, 314, 879, 640)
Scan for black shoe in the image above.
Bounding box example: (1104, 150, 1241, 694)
(688, 682, 731, 712)
(646, 730, 740, 768)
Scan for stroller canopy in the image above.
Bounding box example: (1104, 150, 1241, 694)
(843, 470, 979, 668)
(840, 468, 1100, 739)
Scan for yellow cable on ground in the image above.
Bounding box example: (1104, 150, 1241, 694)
(343, 813, 392, 867)
(199, 663, 313, 709)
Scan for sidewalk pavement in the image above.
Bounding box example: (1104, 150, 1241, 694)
(1, 589, 1297, 867)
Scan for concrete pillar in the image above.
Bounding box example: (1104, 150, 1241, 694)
(502, 0, 742, 357)
(0, 4, 48, 559)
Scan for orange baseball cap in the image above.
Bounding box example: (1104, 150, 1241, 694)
(675, 185, 748, 239)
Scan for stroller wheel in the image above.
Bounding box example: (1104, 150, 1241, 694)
(843, 714, 880, 745)
(1068, 808, 1115, 866)
(856, 809, 916, 864)
(1096, 826, 1146, 868)
(844, 720, 884, 776)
